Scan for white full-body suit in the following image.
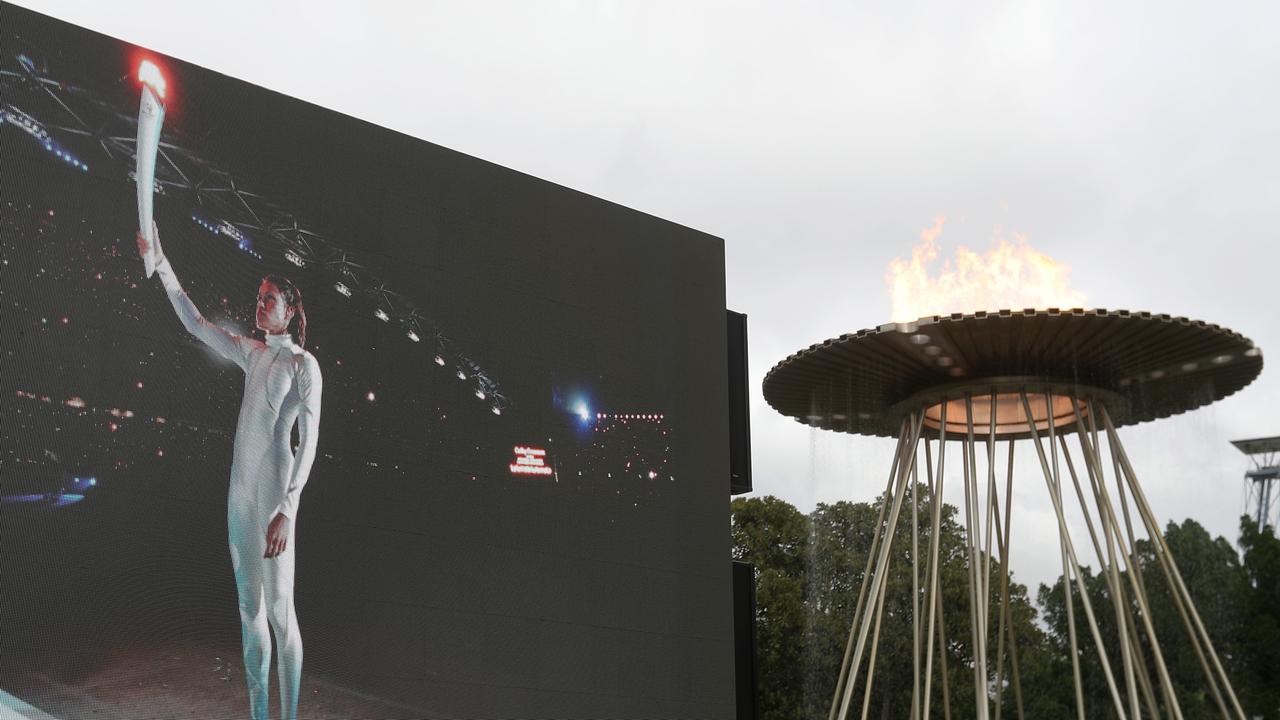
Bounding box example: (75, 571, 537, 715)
(155, 255, 322, 720)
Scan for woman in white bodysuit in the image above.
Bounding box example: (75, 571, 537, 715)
(138, 224, 322, 720)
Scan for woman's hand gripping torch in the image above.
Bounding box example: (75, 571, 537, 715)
(135, 60, 167, 277)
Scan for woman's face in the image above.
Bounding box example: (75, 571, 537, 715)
(256, 280, 294, 335)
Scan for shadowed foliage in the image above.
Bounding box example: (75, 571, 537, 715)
(734, 495, 1280, 720)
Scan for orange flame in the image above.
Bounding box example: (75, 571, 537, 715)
(887, 216, 1086, 323)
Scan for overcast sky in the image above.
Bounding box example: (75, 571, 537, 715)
(13, 0, 1279, 592)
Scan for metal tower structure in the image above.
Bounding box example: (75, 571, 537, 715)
(1231, 436, 1280, 530)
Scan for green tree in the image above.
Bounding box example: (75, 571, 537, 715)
(733, 491, 1050, 720)
(1238, 517, 1280, 719)
(735, 495, 1278, 719)
(732, 496, 809, 720)
(1037, 518, 1262, 720)
(1147, 519, 1249, 719)
(805, 489, 983, 720)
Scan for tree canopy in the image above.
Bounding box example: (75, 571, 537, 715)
(732, 494, 1280, 720)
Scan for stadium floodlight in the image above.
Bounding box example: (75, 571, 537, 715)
(135, 60, 166, 277)
(11, 41, 519, 426)
(488, 393, 509, 417)
(217, 220, 244, 240)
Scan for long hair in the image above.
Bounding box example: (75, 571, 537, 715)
(263, 274, 307, 348)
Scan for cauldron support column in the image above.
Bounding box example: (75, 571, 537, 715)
(1102, 406, 1246, 720)
(1022, 392, 1129, 719)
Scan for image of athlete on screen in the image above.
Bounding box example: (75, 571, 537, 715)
(137, 223, 322, 720)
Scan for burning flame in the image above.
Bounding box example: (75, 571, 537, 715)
(138, 60, 167, 100)
(887, 216, 1087, 323)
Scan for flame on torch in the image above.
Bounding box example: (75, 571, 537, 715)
(137, 59, 167, 100)
(887, 216, 1087, 323)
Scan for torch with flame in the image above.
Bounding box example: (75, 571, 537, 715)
(135, 60, 167, 278)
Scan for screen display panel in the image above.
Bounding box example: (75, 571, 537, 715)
(0, 5, 733, 718)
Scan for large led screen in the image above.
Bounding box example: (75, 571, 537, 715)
(0, 5, 734, 719)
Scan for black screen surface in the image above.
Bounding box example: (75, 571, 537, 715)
(0, 4, 733, 718)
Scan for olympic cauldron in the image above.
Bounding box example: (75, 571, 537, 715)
(764, 308, 1263, 720)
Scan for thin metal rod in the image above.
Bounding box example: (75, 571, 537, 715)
(936, 583, 954, 720)
(1069, 402, 1139, 719)
(1085, 413, 1163, 720)
(1128, 622, 1163, 720)
(991, 440, 1025, 720)
(911, 434, 922, 720)
(860, 541, 894, 720)
(1021, 392, 1128, 720)
(1100, 406, 1246, 720)
(1058, 435, 1109, 570)
(1034, 400, 1083, 720)
(828, 420, 906, 720)
(1061, 426, 1158, 719)
(995, 439, 1026, 720)
(1063, 539, 1087, 720)
(984, 391, 999, 633)
(1062, 424, 1157, 717)
(1102, 442, 1189, 720)
(1046, 393, 1128, 720)
(836, 412, 926, 720)
(962, 395, 990, 720)
(865, 436, 924, 720)
(991, 470, 1010, 720)
(922, 404, 948, 720)
(1048, 436, 1086, 719)
(1061, 428, 1140, 717)
(1089, 420, 1184, 720)
(1102, 415, 1170, 720)
(1086, 408, 1227, 720)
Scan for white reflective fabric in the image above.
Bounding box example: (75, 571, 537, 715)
(155, 256, 322, 720)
